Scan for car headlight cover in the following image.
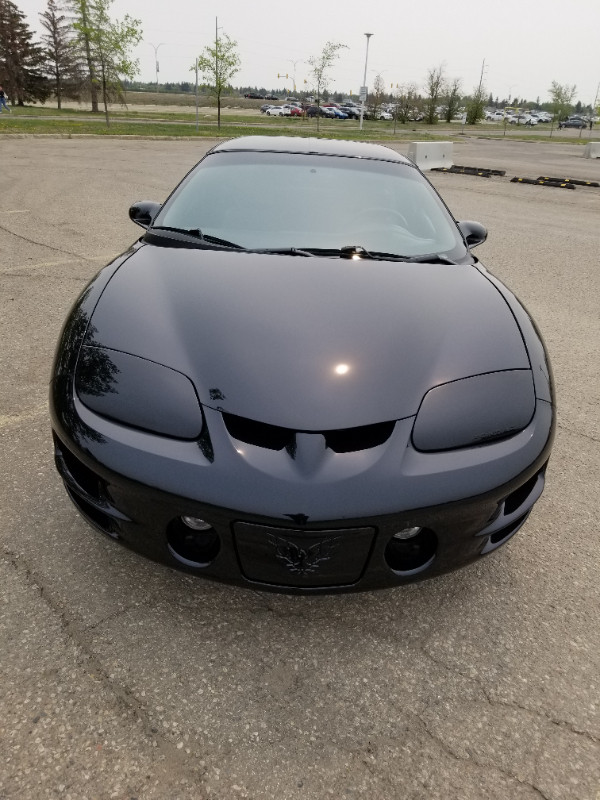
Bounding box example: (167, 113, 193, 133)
(412, 370, 535, 452)
(75, 346, 203, 439)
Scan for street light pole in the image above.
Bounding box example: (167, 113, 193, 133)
(194, 58, 199, 131)
(359, 33, 373, 131)
(289, 60, 302, 94)
(148, 42, 165, 93)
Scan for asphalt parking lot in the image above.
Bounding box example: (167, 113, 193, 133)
(1, 135, 599, 800)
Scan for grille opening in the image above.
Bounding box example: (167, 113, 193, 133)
(503, 472, 540, 516)
(489, 513, 528, 545)
(223, 413, 294, 451)
(325, 421, 395, 453)
(167, 519, 220, 567)
(223, 413, 395, 454)
(384, 528, 437, 575)
(56, 438, 104, 501)
(66, 488, 118, 537)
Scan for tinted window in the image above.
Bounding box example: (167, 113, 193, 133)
(154, 151, 465, 258)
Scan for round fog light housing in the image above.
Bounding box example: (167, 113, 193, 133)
(181, 516, 212, 531)
(168, 519, 220, 567)
(385, 527, 437, 576)
(393, 526, 422, 540)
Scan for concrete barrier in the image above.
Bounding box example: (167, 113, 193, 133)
(583, 142, 600, 158)
(407, 141, 453, 171)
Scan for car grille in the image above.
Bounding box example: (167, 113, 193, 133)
(222, 413, 395, 453)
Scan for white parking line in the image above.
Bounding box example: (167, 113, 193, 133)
(0, 404, 47, 429)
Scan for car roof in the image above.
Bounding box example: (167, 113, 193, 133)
(211, 136, 412, 165)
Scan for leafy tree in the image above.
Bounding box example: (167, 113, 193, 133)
(424, 64, 445, 124)
(195, 32, 240, 129)
(465, 83, 486, 124)
(548, 81, 576, 134)
(0, 0, 50, 105)
(68, 0, 98, 110)
(444, 77, 462, 122)
(71, 0, 141, 125)
(40, 0, 82, 108)
(392, 82, 419, 127)
(307, 41, 347, 131)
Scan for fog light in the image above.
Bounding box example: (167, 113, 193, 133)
(168, 519, 220, 567)
(393, 526, 422, 540)
(385, 528, 437, 575)
(181, 516, 212, 531)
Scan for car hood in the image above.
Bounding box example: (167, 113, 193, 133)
(84, 245, 530, 429)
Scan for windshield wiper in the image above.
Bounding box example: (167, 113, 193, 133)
(248, 247, 316, 257)
(339, 245, 457, 264)
(150, 226, 245, 250)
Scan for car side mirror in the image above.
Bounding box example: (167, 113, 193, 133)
(457, 220, 488, 248)
(129, 201, 162, 229)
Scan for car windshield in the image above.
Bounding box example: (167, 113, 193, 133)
(153, 151, 465, 258)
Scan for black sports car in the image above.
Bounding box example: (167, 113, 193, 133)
(50, 136, 555, 592)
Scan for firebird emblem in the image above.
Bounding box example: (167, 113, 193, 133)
(268, 534, 340, 576)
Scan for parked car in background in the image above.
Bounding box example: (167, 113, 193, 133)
(306, 105, 335, 118)
(244, 93, 264, 99)
(260, 104, 273, 114)
(288, 106, 304, 117)
(509, 114, 538, 126)
(339, 105, 360, 119)
(323, 106, 348, 119)
(378, 111, 393, 120)
(485, 110, 505, 121)
(558, 117, 587, 129)
(266, 105, 291, 116)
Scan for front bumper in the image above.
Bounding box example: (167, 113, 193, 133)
(53, 428, 550, 593)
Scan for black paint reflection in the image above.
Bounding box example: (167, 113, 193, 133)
(52, 288, 117, 447)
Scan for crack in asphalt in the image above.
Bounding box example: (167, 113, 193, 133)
(556, 421, 600, 445)
(414, 713, 554, 800)
(1, 547, 211, 797)
(420, 643, 600, 745)
(0, 222, 89, 259)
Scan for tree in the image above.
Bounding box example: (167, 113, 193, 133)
(392, 82, 419, 128)
(444, 77, 462, 123)
(0, 0, 50, 105)
(195, 30, 240, 129)
(370, 72, 386, 119)
(40, 0, 82, 108)
(71, 0, 141, 125)
(548, 81, 576, 136)
(465, 83, 486, 124)
(68, 0, 98, 110)
(307, 41, 346, 131)
(424, 64, 445, 124)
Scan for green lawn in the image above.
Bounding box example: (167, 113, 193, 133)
(0, 104, 594, 145)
